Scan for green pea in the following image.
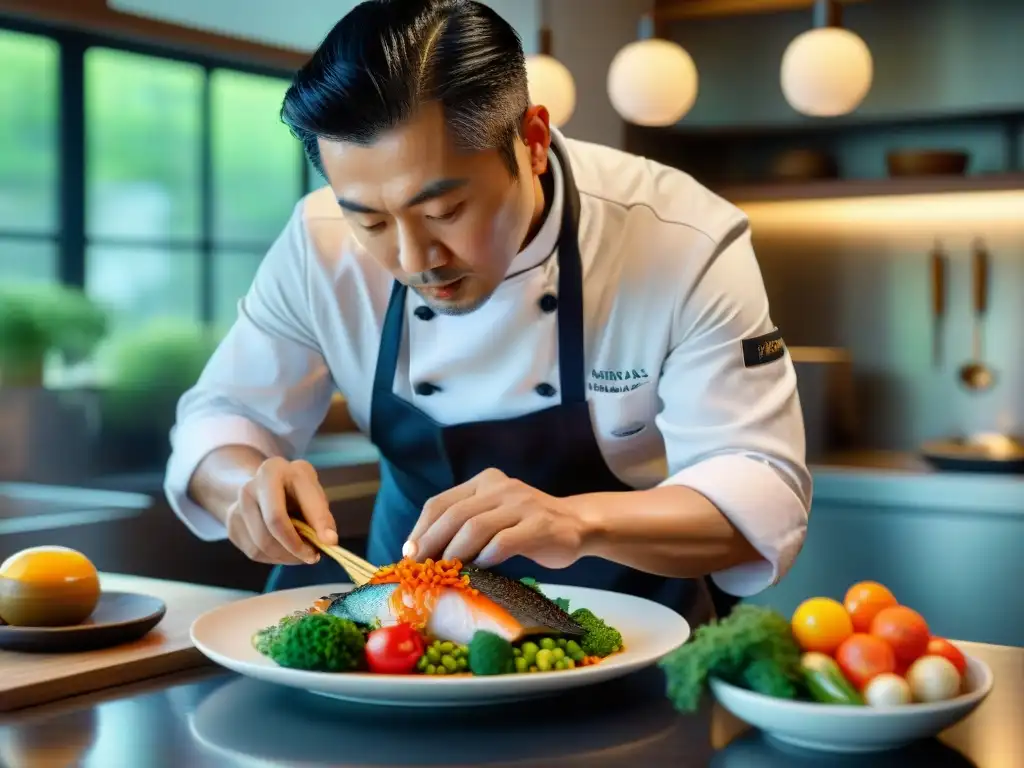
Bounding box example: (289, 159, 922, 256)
(539, 637, 556, 650)
(457, 657, 468, 670)
(552, 648, 565, 661)
(440, 641, 454, 654)
(521, 641, 539, 657)
(426, 664, 437, 675)
(565, 640, 582, 655)
(529, 666, 539, 673)
(513, 647, 522, 657)
(514, 657, 528, 673)
(442, 655, 458, 672)
(536, 649, 554, 671)
(417, 656, 428, 671)
(555, 659, 567, 670)
(427, 647, 441, 663)
(436, 665, 448, 675)
(565, 658, 575, 669)
(556, 638, 567, 648)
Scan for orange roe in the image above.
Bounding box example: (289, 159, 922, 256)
(368, 558, 479, 629)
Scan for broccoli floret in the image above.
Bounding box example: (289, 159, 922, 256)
(570, 608, 623, 658)
(468, 630, 515, 675)
(263, 613, 366, 672)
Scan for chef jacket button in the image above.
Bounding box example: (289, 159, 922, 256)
(415, 382, 440, 396)
(535, 383, 557, 398)
(414, 305, 435, 321)
(538, 293, 558, 313)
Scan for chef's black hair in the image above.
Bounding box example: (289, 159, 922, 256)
(281, 0, 530, 180)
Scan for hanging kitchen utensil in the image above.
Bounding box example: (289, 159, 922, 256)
(929, 240, 947, 370)
(958, 239, 994, 391)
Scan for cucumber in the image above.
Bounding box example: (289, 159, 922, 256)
(800, 652, 863, 705)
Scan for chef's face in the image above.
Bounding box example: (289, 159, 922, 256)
(318, 102, 551, 315)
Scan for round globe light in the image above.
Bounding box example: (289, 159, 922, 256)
(607, 39, 698, 127)
(526, 54, 577, 127)
(780, 27, 873, 117)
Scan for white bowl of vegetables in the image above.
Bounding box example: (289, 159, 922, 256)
(659, 581, 994, 753)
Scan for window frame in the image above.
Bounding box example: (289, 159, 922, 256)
(0, 14, 308, 323)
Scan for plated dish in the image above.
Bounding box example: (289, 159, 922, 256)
(190, 570, 689, 707)
(252, 557, 621, 677)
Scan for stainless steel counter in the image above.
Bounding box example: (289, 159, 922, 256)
(0, 641, 1019, 767)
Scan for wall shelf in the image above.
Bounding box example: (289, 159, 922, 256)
(626, 108, 1024, 193)
(719, 172, 1024, 204)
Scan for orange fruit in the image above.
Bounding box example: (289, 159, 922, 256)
(870, 605, 931, 665)
(791, 597, 854, 653)
(835, 633, 897, 689)
(844, 581, 898, 633)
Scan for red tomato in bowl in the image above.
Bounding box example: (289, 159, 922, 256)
(870, 606, 931, 665)
(365, 624, 425, 674)
(926, 637, 967, 676)
(835, 633, 897, 689)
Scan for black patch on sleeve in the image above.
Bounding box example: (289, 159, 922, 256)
(742, 328, 785, 368)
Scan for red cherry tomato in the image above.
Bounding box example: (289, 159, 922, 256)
(365, 624, 425, 674)
(870, 606, 931, 665)
(926, 637, 967, 676)
(835, 633, 897, 689)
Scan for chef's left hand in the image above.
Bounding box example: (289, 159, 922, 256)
(405, 469, 589, 570)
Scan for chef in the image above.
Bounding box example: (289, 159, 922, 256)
(164, 0, 811, 625)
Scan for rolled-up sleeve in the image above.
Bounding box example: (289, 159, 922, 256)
(164, 202, 335, 541)
(656, 220, 812, 597)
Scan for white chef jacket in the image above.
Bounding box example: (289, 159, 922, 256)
(164, 129, 812, 597)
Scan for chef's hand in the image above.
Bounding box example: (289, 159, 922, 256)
(404, 469, 588, 569)
(223, 457, 337, 566)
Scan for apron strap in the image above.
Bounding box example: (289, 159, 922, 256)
(550, 139, 586, 405)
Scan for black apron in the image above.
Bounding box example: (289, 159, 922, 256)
(266, 140, 733, 628)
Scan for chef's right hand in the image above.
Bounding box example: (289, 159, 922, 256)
(223, 457, 338, 565)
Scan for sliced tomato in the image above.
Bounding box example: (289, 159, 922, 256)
(365, 624, 425, 674)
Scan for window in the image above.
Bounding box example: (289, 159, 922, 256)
(210, 69, 297, 324)
(0, 19, 306, 330)
(85, 48, 204, 330)
(0, 29, 59, 283)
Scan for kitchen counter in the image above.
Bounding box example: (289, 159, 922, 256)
(0, 640, 1019, 767)
(813, 450, 1024, 515)
(0, 482, 152, 536)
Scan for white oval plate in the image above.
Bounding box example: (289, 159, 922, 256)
(190, 583, 689, 707)
(710, 651, 994, 753)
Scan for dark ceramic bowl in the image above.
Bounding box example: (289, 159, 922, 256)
(886, 150, 969, 177)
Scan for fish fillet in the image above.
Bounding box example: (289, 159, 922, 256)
(326, 571, 582, 646)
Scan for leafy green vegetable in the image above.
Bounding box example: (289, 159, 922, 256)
(553, 597, 571, 612)
(658, 604, 803, 713)
(570, 608, 623, 657)
(261, 613, 366, 672)
(468, 630, 516, 675)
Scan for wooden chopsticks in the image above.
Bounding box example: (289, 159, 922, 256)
(292, 519, 377, 586)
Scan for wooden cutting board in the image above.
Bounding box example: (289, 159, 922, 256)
(0, 573, 253, 712)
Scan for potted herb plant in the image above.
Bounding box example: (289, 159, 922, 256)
(0, 283, 108, 387)
(96, 319, 223, 472)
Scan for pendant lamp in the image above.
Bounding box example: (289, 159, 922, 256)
(780, 0, 873, 117)
(525, 24, 576, 128)
(607, 13, 698, 127)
